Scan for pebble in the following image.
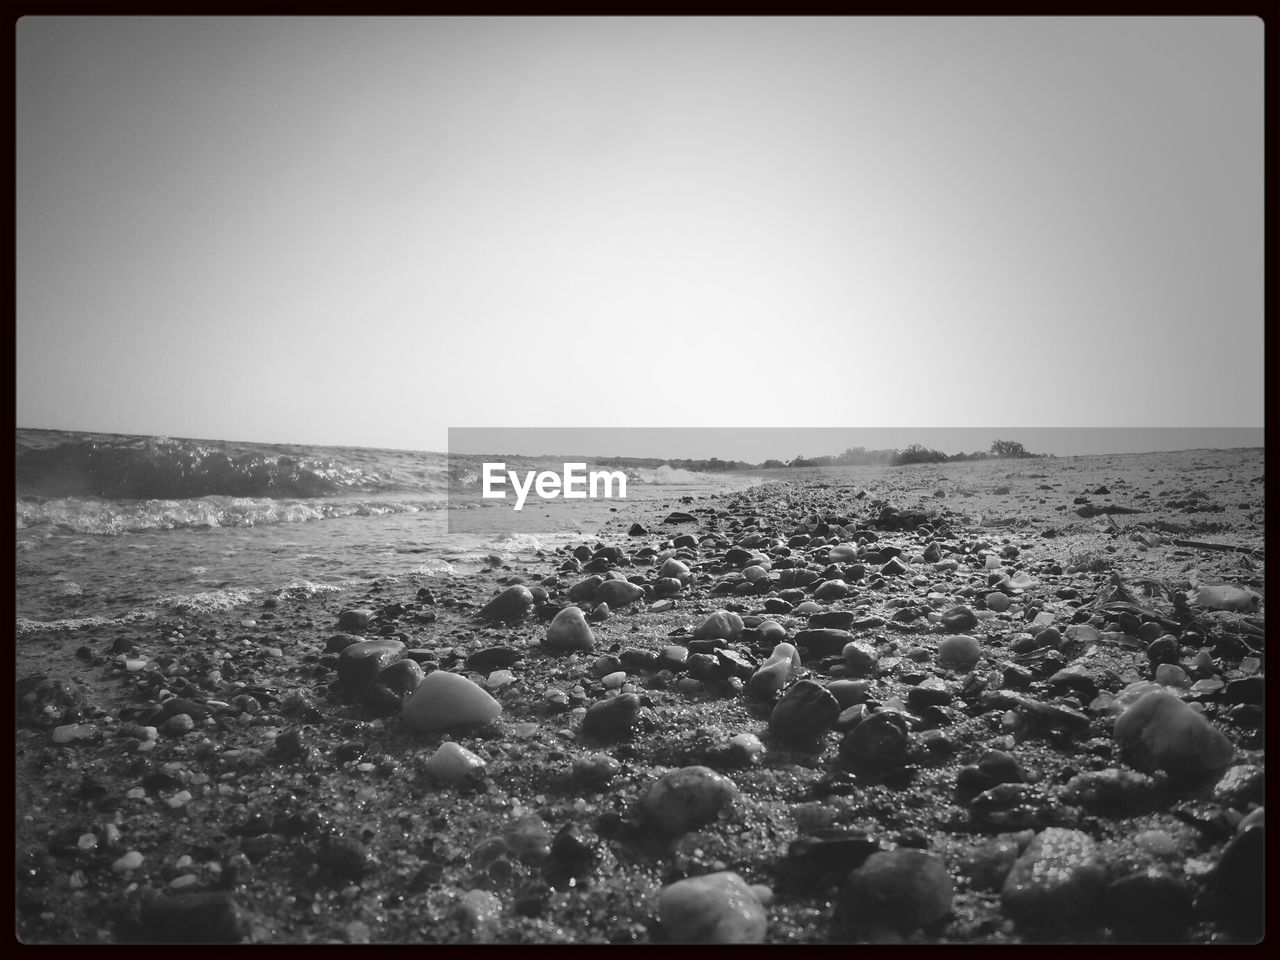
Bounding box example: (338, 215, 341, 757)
(337, 639, 406, 699)
(959, 833, 1033, 890)
(837, 849, 953, 934)
(544, 606, 596, 652)
(838, 712, 909, 775)
(746, 643, 800, 699)
(693, 611, 744, 642)
(504, 814, 553, 864)
(337, 608, 374, 631)
(362, 658, 425, 717)
(594, 579, 645, 608)
(1211, 824, 1263, 939)
(1212, 764, 1264, 809)
(159, 714, 195, 739)
(486, 670, 516, 690)
(582, 693, 641, 739)
(572, 753, 621, 787)
(826, 679, 870, 708)
(769, 680, 841, 742)
(454, 888, 503, 938)
(51, 723, 94, 744)
(402, 670, 502, 733)
(1113, 691, 1234, 776)
(937, 635, 981, 672)
(112, 850, 145, 873)
(643, 766, 739, 836)
(940, 606, 978, 632)
(969, 783, 1059, 830)
(425, 742, 486, 784)
(1105, 869, 1193, 941)
(985, 592, 1011, 613)
(1001, 828, 1107, 928)
(658, 871, 767, 943)
(478, 585, 536, 623)
(841, 641, 878, 675)
(727, 732, 765, 765)
(139, 892, 248, 943)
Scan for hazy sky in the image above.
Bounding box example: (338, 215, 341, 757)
(16, 17, 1264, 454)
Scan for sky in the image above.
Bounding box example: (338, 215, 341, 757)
(15, 17, 1264, 456)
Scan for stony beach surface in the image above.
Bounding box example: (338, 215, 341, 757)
(15, 450, 1265, 943)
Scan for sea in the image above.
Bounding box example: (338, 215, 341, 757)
(14, 429, 762, 631)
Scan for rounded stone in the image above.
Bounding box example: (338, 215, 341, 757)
(746, 643, 800, 700)
(1001, 827, 1107, 929)
(940, 606, 978, 632)
(839, 712, 910, 774)
(1105, 869, 1193, 941)
(1113, 691, 1234, 776)
(425, 741, 487, 784)
(582, 693, 641, 740)
(362, 658, 425, 717)
(769, 680, 841, 741)
(658, 871, 767, 943)
(402, 670, 502, 733)
(478, 585, 535, 623)
(985, 592, 1012, 613)
(337, 638, 406, 700)
(937, 635, 981, 672)
(544, 606, 596, 652)
(693, 611, 745, 642)
(837, 849, 954, 934)
(643, 766, 739, 836)
(595, 579, 645, 608)
(842, 641, 878, 675)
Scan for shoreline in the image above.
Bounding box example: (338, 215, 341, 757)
(16, 453, 1265, 943)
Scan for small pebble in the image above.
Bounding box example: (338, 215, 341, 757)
(658, 871, 767, 943)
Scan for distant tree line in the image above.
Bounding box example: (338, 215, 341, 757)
(557, 440, 1044, 473)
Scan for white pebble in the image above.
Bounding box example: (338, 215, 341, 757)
(112, 851, 144, 873)
(425, 741, 486, 784)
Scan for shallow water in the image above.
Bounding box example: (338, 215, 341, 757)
(15, 428, 762, 624)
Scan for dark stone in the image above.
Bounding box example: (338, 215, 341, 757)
(337, 608, 374, 631)
(770, 680, 841, 741)
(139, 892, 248, 943)
(839, 712, 910, 775)
(582, 694, 641, 740)
(1106, 870, 1193, 941)
(337, 639, 406, 700)
(809, 610, 858, 630)
(777, 830, 881, 892)
(1223, 676, 1263, 705)
(478, 585, 536, 623)
(940, 606, 978, 632)
(465, 646, 522, 674)
(314, 836, 371, 882)
(794, 628, 854, 657)
(1212, 826, 1264, 940)
(362, 658, 425, 717)
(619, 648, 659, 672)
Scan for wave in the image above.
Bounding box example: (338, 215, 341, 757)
(631, 464, 715, 484)
(16, 429, 450, 500)
(15, 494, 448, 535)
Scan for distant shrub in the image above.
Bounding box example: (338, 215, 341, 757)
(892, 444, 950, 466)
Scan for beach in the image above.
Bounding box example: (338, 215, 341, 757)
(15, 445, 1265, 943)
